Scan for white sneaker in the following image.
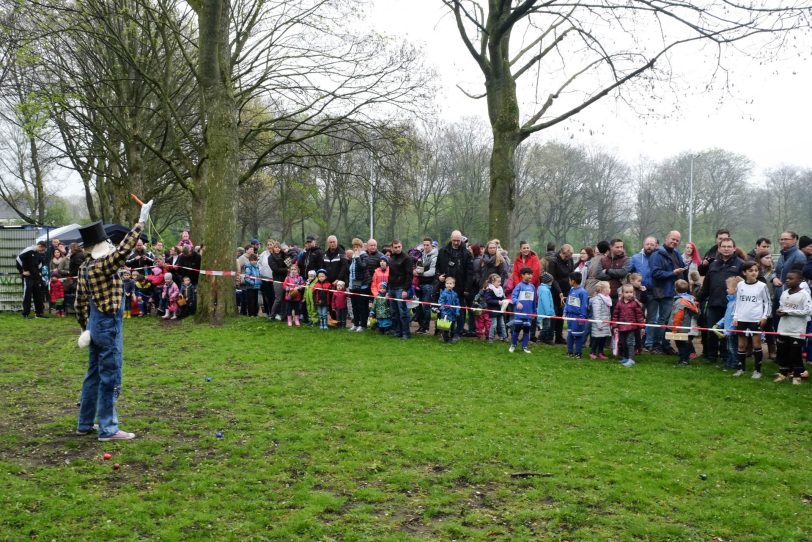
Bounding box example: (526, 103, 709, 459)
(732, 369, 744, 377)
(522, 348, 532, 354)
(274, 315, 282, 321)
(751, 371, 762, 380)
(355, 327, 364, 332)
(508, 345, 515, 353)
(348, 326, 357, 332)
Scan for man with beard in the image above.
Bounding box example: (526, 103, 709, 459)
(596, 238, 630, 304)
(437, 230, 473, 342)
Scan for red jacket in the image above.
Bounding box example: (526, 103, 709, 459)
(49, 278, 64, 302)
(510, 251, 542, 290)
(612, 298, 644, 331)
(312, 280, 332, 307)
(331, 290, 348, 310)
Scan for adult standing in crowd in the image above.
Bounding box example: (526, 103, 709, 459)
(629, 236, 658, 349)
(387, 239, 414, 340)
(298, 235, 324, 277)
(648, 231, 686, 354)
(359, 239, 386, 331)
(546, 244, 574, 344)
(125, 239, 154, 275)
(323, 235, 348, 285)
(574, 247, 594, 274)
(176, 244, 201, 286)
(414, 237, 438, 335)
(437, 230, 473, 341)
(347, 238, 368, 331)
(479, 240, 509, 286)
(774, 231, 807, 298)
(258, 239, 277, 317)
(268, 241, 289, 320)
(75, 199, 153, 441)
(69, 243, 86, 278)
(748, 237, 772, 261)
(756, 249, 778, 360)
(596, 238, 630, 303)
(799, 236, 812, 281)
(698, 237, 743, 362)
(584, 240, 610, 296)
(697, 229, 731, 276)
(510, 241, 542, 291)
(16, 241, 47, 319)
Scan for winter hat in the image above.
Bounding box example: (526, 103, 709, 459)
(541, 272, 554, 285)
(164, 272, 173, 281)
(317, 268, 327, 275)
(307, 270, 317, 278)
(799, 235, 812, 250)
(379, 281, 388, 290)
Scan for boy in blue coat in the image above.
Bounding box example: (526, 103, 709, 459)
(438, 276, 461, 343)
(536, 273, 556, 344)
(564, 272, 589, 358)
(510, 267, 536, 353)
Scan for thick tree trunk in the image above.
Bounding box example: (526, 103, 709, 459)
(194, 0, 238, 325)
(486, 77, 520, 250)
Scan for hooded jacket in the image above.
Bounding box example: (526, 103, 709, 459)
(437, 241, 473, 294)
(649, 246, 685, 299)
(510, 250, 542, 289)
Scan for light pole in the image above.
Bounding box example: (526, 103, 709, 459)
(688, 154, 694, 243)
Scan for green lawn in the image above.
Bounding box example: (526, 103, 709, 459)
(0, 313, 810, 541)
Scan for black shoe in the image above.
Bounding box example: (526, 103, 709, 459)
(662, 348, 677, 356)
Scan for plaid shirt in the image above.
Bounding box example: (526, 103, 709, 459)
(75, 224, 143, 330)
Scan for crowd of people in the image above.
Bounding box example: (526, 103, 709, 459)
(16, 226, 812, 382)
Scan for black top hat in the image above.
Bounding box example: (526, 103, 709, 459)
(79, 221, 108, 248)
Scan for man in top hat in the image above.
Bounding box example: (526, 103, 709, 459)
(75, 199, 153, 441)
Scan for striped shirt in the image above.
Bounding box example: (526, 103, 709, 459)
(75, 224, 143, 329)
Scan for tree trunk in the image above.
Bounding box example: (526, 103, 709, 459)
(194, 0, 238, 325)
(486, 77, 520, 250)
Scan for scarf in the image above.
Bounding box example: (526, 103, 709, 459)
(488, 284, 504, 298)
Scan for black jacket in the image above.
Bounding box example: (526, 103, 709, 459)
(387, 251, 413, 290)
(322, 247, 348, 284)
(16, 247, 45, 276)
(269, 252, 289, 282)
(546, 253, 575, 296)
(298, 246, 324, 276)
(699, 255, 743, 307)
(436, 241, 473, 294)
(363, 250, 385, 287)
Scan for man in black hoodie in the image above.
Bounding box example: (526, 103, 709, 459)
(698, 237, 743, 361)
(387, 239, 414, 339)
(436, 230, 473, 341)
(298, 235, 324, 276)
(16, 241, 47, 318)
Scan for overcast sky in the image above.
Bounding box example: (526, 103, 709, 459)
(367, 0, 812, 182)
(55, 0, 812, 198)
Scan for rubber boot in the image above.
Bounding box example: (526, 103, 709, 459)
(287, 315, 293, 327)
(294, 315, 301, 326)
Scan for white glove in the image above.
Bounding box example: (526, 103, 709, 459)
(139, 199, 154, 224)
(78, 330, 91, 348)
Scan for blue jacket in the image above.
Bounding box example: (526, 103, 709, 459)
(803, 254, 812, 282)
(649, 246, 685, 299)
(629, 250, 653, 288)
(564, 286, 589, 334)
(776, 245, 807, 283)
(242, 263, 261, 289)
(438, 288, 460, 319)
(511, 281, 536, 321)
(716, 293, 736, 336)
(536, 283, 555, 317)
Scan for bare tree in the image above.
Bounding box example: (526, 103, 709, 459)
(442, 0, 811, 248)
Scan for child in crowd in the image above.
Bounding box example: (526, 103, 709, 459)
(536, 273, 556, 345)
(313, 269, 332, 330)
(668, 279, 699, 365)
(371, 257, 389, 297)
(438, 276, 461, 343)
(122, 270, 135, 319)
(563, 272, 589, 358)
(509, 267, 536, 354)
(589, 281, 612, 359)
(161, 272, 180, 320)
(714, 276, 743, 370)
(688, 270, 703, 300)
(148, 265, 165, 313)
(49, 270, 65, 317)
(732, 261, 772, 379)
(134, 271, 154, 316)
(626, 272, 647, 353)
(612, 284, 645, 367)
(774, 270, 812, 384)
(484, 273, 507, 343)
(370, 282, 393, 334)
(304, 269, 318, 325)
(473, 283, 490, 339)
(178, 275, 197, 318)
(242, 253, 261, 317)
(283, 265, 305, 326)
(332, 280, 348, 329)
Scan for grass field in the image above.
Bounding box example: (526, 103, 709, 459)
(1, 313, 810, 541)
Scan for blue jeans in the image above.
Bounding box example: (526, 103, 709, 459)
(649, 297, 673, 350)
(78, 295, 125, 438)
(489, 314, 507, 339)
(388, 288, 412, 338)
(416, 283, 434, 330)
(317, 305, 329, 326)
(725, 334, 739, 369)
